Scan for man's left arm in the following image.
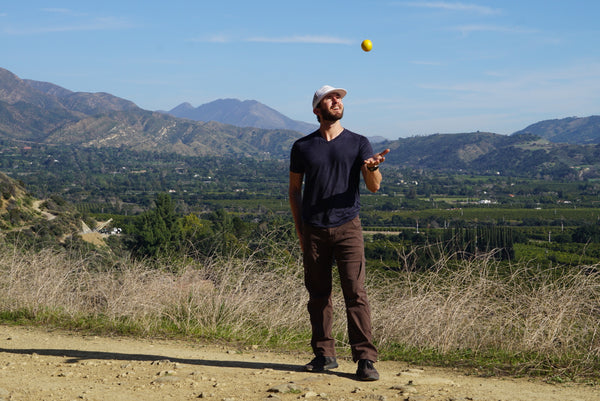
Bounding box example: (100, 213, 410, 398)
(362, 149, 390, 193)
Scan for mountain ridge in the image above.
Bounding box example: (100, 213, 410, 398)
(2, 66, 600, 178)
(512, 115, 600, 144)
(166, 98, 318, 134)
(0, 67, 302, 159)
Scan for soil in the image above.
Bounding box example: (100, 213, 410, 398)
(0, 325, 598, 401)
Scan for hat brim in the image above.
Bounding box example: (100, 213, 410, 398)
(313, 88, 347, 110)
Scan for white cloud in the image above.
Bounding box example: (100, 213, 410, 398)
(41, 8, 78, 14)
(187, 34, 352, 45)
(400, 1, 501, 15)
(453, 24, 538, 35)
(188, 34, 232, 43)
(364, 61, 600, 136)
(416, 61, 600, 115)
(245, 35, 353, 45)
(4, 16, 133, 35)
(410, 60, 445, 66)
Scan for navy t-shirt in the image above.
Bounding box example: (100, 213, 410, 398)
(290, 129, 374, 228)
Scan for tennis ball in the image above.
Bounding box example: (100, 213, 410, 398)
(361, 39, 372, 52)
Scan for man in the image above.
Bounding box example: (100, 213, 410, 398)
(289, 85, 390, 381)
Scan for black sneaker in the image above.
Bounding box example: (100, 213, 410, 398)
(356, 359, 379, 381)
(304, 356, 338, 372)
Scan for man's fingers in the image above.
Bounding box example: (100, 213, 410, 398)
(364, 149, 391, 165)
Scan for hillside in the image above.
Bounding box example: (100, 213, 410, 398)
(0, 67, 301, 159)
(0, 171, 93, 245)
(167, 99, 318, 134)
(3, 66, 600, 175)
(43, 110, 300, 158)
(512, 115, 600, 144)
(0, 171, 30, 220)
(379, 131, 600, 177)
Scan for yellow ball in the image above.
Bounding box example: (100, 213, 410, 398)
(361, 39, 373, 52)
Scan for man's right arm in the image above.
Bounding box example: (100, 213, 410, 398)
(288, 171, 304, 252)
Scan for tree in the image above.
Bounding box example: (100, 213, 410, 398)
(572, 224, 600, 243)
(180, 213, 213, 256)
(132, 193, 182, 258)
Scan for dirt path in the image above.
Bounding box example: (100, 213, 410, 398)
(32, 200, 56, 221)
(0, 325, 598, 401)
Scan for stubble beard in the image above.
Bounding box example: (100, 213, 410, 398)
(320, 106, 344, 122)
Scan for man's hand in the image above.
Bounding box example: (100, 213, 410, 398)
(362, 149, 390, 193)
(364, 148, 390, 170)
(289, 171, 305, 252)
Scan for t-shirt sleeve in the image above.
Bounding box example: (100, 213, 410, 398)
(359, 136, 374, 163)
(289, 142, 304, 173)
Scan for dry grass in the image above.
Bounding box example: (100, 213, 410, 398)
(370, 257, 600, 354)
(0, 238, 599, 377)
(0, 237, 309, 344)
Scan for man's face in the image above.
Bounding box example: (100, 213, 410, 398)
(316, 92, 344, 122)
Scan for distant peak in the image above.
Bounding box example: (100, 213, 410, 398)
(170, 102, 195, 112)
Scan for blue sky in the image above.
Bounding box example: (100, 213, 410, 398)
(2, 1, 599, 140)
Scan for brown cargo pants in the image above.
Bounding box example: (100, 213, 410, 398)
(302, 216, 378, 362)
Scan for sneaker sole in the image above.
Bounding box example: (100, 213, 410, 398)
(305, 362, 339, 372)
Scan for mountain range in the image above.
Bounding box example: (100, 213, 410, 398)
(513, 116, 600, 145)
(1, 66, 600, 177)
(0, 67, 302, 159)
(166, 99, 318, 134)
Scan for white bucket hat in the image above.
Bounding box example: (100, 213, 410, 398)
(312, 85, 347, 110)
